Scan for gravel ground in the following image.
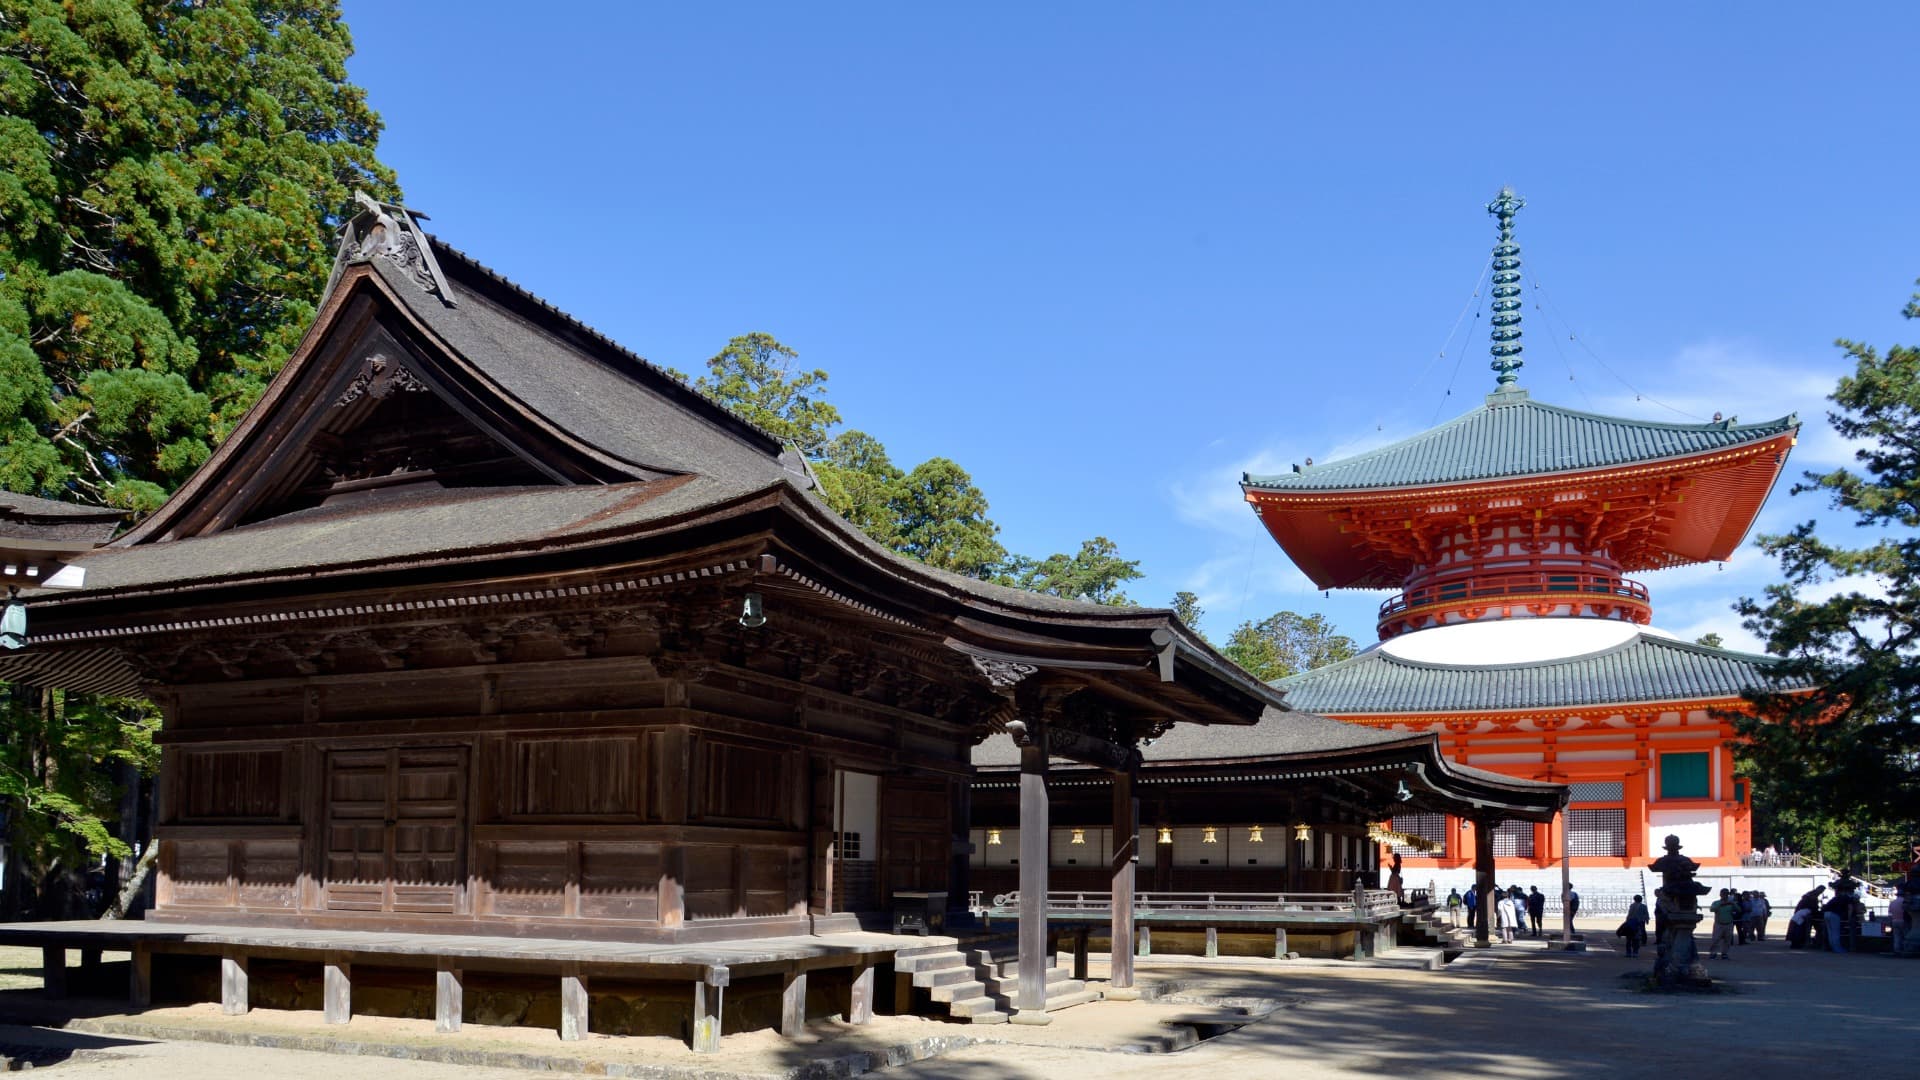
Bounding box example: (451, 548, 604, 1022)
(0, 921, 1912, 1078)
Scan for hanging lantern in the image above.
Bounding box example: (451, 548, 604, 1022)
(1201, 826, 1218, 844)
(1293, 823, 1312, 843)
(1070, 828, 1086, 845)
(986, 828, 1001, 845)
(1248, 824, 1265, 843)
(1156, 825, 1173, 845)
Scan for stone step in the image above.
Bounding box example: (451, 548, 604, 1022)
(981, 967, 1077, 997)
(966, 1008, 1010, 1025)
(913, 963, 978, 990)
(945, 993, 1006, 1018)
(928, 979, 987, 1004)
(1005, 986, 1102, 1013)
(894, 949, 967, 975)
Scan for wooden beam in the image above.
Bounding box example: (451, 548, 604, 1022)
(41, 947, 66, 1000)
(846, 959, 872, 1025)
(779, 967, 807, 1038)
(323, 955, 351, 1025)
(221, 952, 249, 1016)
(435, 968, 463, 1033)
(559, 966, 589, 1041)
(1109, 767, 1137, 991)
(1014, 739, 1052, 1025)
(128, 944, 151, 1010)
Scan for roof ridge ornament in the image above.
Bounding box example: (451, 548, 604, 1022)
(1486, 187, 1525, 390)
(327, 191, 458, 308)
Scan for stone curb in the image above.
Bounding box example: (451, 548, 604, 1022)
(51, 1016, 981, 1080)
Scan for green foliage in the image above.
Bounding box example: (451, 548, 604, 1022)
(997, 537, 1142, 605)
(0, 685, 159, 871)
(693, 334, 1142, 594)
(1170, 591, 1205, 635)
(693, 333, 841, 458)
(1222, 610, 1356, 683)
(0, 0, 397, 510)
(1735, 281, 1920, 827)
(1695, 632, 1724, 649)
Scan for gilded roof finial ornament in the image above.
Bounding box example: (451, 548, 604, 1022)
(1486, 187, 1526, 388)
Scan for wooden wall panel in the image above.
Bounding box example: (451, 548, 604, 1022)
(691, 738, 796, 827)
(681, 845, 736, 919)
(741, 846, 802, 917)
(173, 748, 294, 822)
(577, 841, 662, 920)
(166, 840, 234, 907)
(484, 841, 569, 916)
(506, 735, 642, 818)
(236, 839, 300, 909)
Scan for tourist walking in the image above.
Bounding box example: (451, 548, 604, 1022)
(1465, 884, 1479, 932)
(1752, 891, 1771, 941)
(1567, 885, 1581, 922)
(1495, 886, 1515, 943)
(1889, 888, 1907, 956)
(1446, 888, 1463, 927)
(1619, 893, 1650, 958)
(1709, 889, 1739, 959)
(1527, 886, 1545, 937)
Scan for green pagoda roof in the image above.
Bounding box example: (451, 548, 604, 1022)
(1243, 389, 1798, 494)
(1276, 633, 1802, 715)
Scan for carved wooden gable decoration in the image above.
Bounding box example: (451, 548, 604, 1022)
(121, 197, 795, 545)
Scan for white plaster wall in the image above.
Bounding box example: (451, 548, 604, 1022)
(1648, 808, 1721, 858)
(836, 771, 879, 862)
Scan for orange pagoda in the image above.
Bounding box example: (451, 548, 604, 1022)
(1243, 190, 1801, 872)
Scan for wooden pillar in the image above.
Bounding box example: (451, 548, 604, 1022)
(560, 966, 589, 1042)
(1205, 926, 1219, 958)
(1137, 925, 1152, 956)
(81, 948, 101, 974)
(1274, 927, 1289, 959)
(323, 955, 351, 1025)
(1109, 766, 1138, 991)
(435, 968, 463, 1033)
(691, 979, 720, 1053)
(1014, 740, 1051, 1023)
(220, 952, 249, 1016)
(128, 944, 151, 1009)
(1473, 817, 1496, 947)
(41, 946, 66, 999)
(846, 959, 872, 1025)
(780, 967, 807, 1037)
(1072, 927, 1089, 981)
(1560, 810, 1574, 945)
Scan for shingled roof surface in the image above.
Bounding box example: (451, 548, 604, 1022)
(376, 242, 805, 490)
(1243, 388, 1797, 493)
(1277, 633, 1799, 714)
(971, 706, 1420, 769)
(0, 492, 124, 544)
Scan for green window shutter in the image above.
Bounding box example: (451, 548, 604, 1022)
(1659, 752, 1711, 799)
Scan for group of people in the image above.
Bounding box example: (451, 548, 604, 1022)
(1787, 881, 1861, 952)
(1446, 884, 1577, 942)
(1740, 845, 1797, 868)
(1706, 889, 1771, 959)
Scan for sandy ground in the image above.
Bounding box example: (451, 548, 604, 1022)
(0, 920, 1913, 1078)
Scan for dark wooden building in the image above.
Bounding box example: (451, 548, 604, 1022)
(972, 708, 1566, 902)
(0, 199, 1283, 956)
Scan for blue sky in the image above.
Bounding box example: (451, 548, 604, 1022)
(340, 2, 1918, 651)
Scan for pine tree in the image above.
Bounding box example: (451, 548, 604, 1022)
(1736, 281, 1920, 827)
(0, 0, 397, 511)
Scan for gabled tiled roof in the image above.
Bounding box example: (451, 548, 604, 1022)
(1243, 389, 1798, 494)
(1277, 633, 1801, 715)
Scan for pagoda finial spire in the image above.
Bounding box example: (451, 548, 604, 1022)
(1486, 187, 1526, 388)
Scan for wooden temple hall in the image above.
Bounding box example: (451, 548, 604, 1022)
(0, 196, 1503, 1045)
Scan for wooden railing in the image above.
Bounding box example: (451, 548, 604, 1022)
(988, 889, 1402, 920)
(1378, 569, 1649, 621)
